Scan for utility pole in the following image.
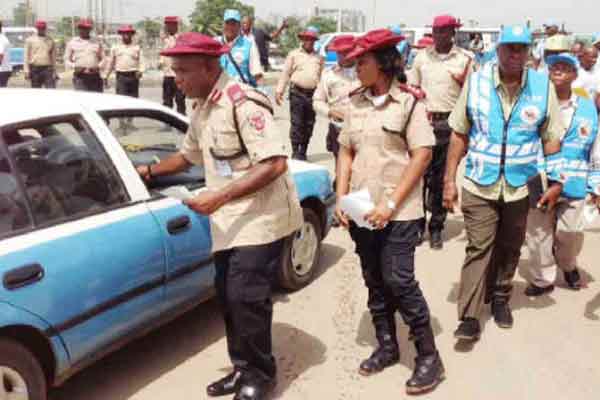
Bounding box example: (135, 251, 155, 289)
(372, 0, 377, 30)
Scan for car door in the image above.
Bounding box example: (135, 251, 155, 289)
(100, 110, 215, 310)
(0, 115, 167, 366)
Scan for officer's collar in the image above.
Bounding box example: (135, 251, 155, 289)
(362, 79, 404, 106)
(429, 44, 459, 59)
(204, 72, 231, 107)
(493, 65, 528, 90)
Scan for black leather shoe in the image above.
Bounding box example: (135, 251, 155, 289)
(358, 345, 400, 376)
(405, 351, 445, 395)
(564, 269, 582, 290)
(524, 283, 554, 297)
(429, 231, 443, 250)
(233, 378, 276, 400)
(207, 370, 243, 397)
(492, 299, 513, 329)
(453, 318, 481, 341)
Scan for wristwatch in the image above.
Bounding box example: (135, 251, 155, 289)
(386, 199, 397, 212)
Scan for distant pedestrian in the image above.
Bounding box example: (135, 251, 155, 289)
(105, 25, 144, 99)
(24, 20, 57, 88)
(159, 16, 186, 115)
(241, 15, 287, 72)
(572, 46, 599, 99)
(65, 19, 104, 92)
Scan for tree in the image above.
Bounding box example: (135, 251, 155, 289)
(13, 2, 36, 26)
(189, 0, 254, 36)
(306, 16, 337, 35)
(278, 16, 303, 56)
(135, 18, 162, 44)
(56, 16, 80, 38)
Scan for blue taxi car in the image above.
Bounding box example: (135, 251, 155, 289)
(0, 89, 334, 400)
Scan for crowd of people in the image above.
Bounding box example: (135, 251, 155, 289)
(2, 10, 600, 400)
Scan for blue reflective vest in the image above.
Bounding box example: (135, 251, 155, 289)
(465, 67, 550, 188)
(558, 96, 599, 199)
(219, 36, 256, 87)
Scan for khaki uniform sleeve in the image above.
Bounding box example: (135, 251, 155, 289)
(338, 113, 354, 149)
(237, 97, 287, 163)
(448, 81, 471, 135)
(313, 73, 330, 117)
(276, 52, 294, 94)
(405, 101, 436, 150)
(540, 83, 566, 143)
(180, 123, 204, 166)
(407, 53, 422, 87)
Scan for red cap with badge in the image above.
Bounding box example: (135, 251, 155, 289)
(164, 16, 179, 24)
(328, 35, 356, 53)
(160, 32, 230, 57)
(414, 36, 434, 49)
(432, 15, 462, 29)
(346, 29, 404, 60)
(77, 19, 93, 29)
(34, 20, 47, 29)
(117, 25, 136, 34)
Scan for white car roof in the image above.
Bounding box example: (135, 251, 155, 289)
(0, 89, 188, 126)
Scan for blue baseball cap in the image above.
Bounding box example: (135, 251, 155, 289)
(389, 25, 403, 36)
(546, 52, 579, 69)
(498, 25, 532, 45)
(223, 9, 241, 22)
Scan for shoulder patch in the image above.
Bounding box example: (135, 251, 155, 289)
(398, 83, 426, 100)
(226, 84, 247, 106)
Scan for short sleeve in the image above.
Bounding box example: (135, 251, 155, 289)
(180, 123, 204, 166)
(448, 82, 471, 135)
(237, 97, 286, 163)
(337, 115, 354, 149)
(407, 53, 422, 86)
(540, 82, 566, 143)
(405, 101, 436, 150)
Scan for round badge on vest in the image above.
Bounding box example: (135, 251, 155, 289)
(578, 119, 592, 139)
(520, 105, 541, 125)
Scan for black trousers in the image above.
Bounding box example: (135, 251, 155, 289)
(73, 72, 103, 92)
(30, 66, 56, 88)
(214, 238, 284, 381)
(0, 71, 11, 87)
(289, 86, 316, 148)
(116, 72, 140, 98)
(326, 123, 341, 157)
(349, 220, 432, 342)
(162, 76, 186, 115)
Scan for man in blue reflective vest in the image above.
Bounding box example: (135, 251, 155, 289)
(218, 9, 264, 87)
(443, 25, 565, 341)
(523, 53, 600, 296)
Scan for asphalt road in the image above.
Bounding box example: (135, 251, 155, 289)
(22, 84, 600, 400)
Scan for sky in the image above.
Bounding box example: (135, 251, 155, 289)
(1, 0, 599, 33)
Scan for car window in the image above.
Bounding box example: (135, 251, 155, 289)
(0, 146, 33, 238)
(2, 116, 129, 227)
(102, 112, 205, 193)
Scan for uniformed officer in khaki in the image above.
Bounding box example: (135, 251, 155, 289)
(336, 29, 445, 395)
(137, 32, 302, 400)
(159, 16, 186, 115)
(313, 35, 359, 161)
(24, 20, 57, 88)
(408, 15, 474, 250)
(65, 19, 104, 92)
(276, 26, 324, 160)
(105, 25, 144, 99)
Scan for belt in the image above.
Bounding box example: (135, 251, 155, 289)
(291, 84, 316, 94)
(428, 112, 451, 121)
(117, 71, 139, 76)
(30, 65, 52, 69)
(74, 67, 100, 75)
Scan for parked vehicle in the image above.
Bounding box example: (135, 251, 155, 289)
(2, 27, 36, 71)
(0, 89, 335, 400)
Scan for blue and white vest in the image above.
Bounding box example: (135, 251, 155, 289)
(465, 67, 550, 188)
(219, 35, 256, 87)
(558, 96, 599, 199)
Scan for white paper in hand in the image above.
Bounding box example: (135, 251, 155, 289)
(580, 201, 599, 230)
(339, 189, 375, 230)
(160, 186, 194, 201)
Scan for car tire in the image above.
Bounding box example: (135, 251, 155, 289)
(0, 338, 47, 400)
(279, 207, 323, 291)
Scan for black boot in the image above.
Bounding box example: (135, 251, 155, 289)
(453, 317, 481, 341)
(297, 144, 308, 161)
(233, 375, 276, 400)
(429, 231, 443, 250)
(359, 339, 400, 376)
(564, 269, 582, 290)
(406, 326, 445, 395)
(207, 369, 244, 397)
(492, 297, 513, 329)
(291, 144, 302, 160)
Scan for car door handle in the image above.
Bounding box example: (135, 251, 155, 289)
(167, 215, 191, 235)
(3, 263, 45, 290)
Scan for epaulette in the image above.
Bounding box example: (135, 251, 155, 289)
(226, 84, 247, 106)
(349, 86, 367, 97)
(398, 83, 426, 100)
(208, 88, 223, 104)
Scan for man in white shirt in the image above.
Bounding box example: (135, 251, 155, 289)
(573, 45, 599, 101)
(0, 21, 13, 87)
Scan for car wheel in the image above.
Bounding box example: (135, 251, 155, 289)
(279, 207, 323, 291)
(0, 338, 47, 400)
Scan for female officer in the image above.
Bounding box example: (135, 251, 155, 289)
(336, 29, 445, 395)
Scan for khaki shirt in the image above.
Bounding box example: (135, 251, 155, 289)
(313, 66, 360, 122)
(109, 43, 144, 73)
(277, 48, 323, 93)
(159, 34, 177, 77)
(65, 37, 103, 70)
(449, 65, 565, 202)
(180, 73, 303, 252)
(408, 45, 474, 112)
(24, 35, 55, 72)
(338, 82, 436, 221)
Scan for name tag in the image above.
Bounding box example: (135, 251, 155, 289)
(214, 159, 233, 177)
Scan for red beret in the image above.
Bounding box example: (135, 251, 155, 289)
(414, 36, 434, 49)
(328, 35, 356, 53)
(117, 25, 136, 34)
(34, 20, 47, 29)
(346, 29, 404, 60)
(160, 32, 229, 57)
(77, 19, 93, 29)
(164, 16, 179, 24)
(432, 15, 462, 29)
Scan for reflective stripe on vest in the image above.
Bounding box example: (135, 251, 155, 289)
(219, 36, 256, 87)
(465, 67, 549, 187)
